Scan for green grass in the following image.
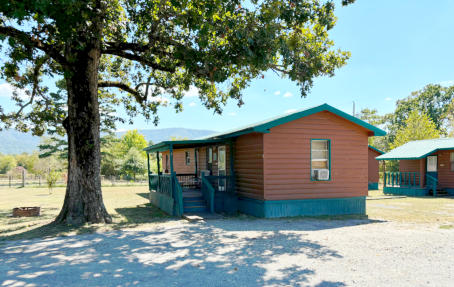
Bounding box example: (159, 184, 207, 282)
(367, 188, 454, 224)
(0, 186, 171, 242)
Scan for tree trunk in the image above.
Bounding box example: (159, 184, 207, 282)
(55, 46, 111, 225)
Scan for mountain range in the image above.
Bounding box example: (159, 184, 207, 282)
(0, 128, 216, 154)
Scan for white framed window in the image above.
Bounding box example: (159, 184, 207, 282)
(208, 147, 213, 163)
(185, 151, 190, 166)
(311, 139, 331, 181)
(427, 156, 437, 172)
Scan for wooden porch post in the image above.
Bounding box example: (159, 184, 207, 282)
(229, 140, 235, 176)
(419, 158, 425, 188)
(169, 144, 174, 175)
(194, 148, 198, 177)
(156, 152, 160, 174)
(147, 152, 151, 190)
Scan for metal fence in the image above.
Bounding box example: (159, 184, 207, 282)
(0, 174, 149, 188)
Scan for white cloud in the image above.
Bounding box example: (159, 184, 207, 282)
(274, 91, 281, 96)
(283, 92, 293, 98)
(184, 86, 199, 98)
(228, 112, 237, 116)
(439, 80, 454, 86)
(384, 97, 392, 102)
(188, 101, 196, 107)
(0, 83, 27, 99)
(285, 109, 297, 114)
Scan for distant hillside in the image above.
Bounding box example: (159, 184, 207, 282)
(0, 130, 41, 154)
(0, 128, 216, 154)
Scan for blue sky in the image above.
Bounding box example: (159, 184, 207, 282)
(1, 0, 454, 133)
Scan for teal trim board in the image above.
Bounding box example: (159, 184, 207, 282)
(368, 182, 379, 190)
(238, 197, 366, 218)
(383, 187, 428, 196)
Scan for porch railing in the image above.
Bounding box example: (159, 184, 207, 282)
(426, 174, 438, 196)
(176, 173, 199, 189)
(202, 175, 236, 193)
(148, 172, 183, 216)
(384, 172, 420, 188)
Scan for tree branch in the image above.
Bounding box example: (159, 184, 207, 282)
(101, 49, 176, 73)
(0, 25, 67, 66)
(98, 81, 146, 103)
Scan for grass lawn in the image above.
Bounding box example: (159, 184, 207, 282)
(367, 188, 454, 226)
(0, 186, 171, 242)
(1, 186, 453, 242)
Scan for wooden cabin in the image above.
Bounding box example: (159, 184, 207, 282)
(377, 138, 454, 196)
(368, 145, 384, 190)
(145, 104, 386, 218)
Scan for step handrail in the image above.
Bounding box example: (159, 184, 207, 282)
(426, 173, 438, 196)
(172, 172, 184, 216)
(201, 175, 215, 213)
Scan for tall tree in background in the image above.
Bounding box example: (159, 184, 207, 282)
(391, 110, 440, 149)
(0, 0, 353, 224)
(389, 84, 454, 140)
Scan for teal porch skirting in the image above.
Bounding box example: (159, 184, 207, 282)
(383, 186, 428, 196)
(238, 196, 366, 218)
(149, 191, 174, 215)
(368, 182, 379, 190)
(445, 189, 454, 196)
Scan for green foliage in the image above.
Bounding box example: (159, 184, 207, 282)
(15, 152, 39, 171)
(0, 154, 17, 174)
(389, 84, 454, 138)
(118, 130, 147, 156)
(391, 110, 440, 149)
(46, 169, 61, 194)
(121, 148, 147, 180)
(0, 0, 352, 133)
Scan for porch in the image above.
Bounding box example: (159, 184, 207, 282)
(383, 172, 442, 196)
(145, 139, 238, 216)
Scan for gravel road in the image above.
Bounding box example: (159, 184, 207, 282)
(1, 218, 453, 287)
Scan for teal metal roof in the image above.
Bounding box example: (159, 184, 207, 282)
(368, 145, 384, 154)
(200, 103, 386, 139)
(376, 138, 454, 160)
(144, 103, 386, 153)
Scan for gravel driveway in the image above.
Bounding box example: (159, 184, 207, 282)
(1, 218, 453, 287)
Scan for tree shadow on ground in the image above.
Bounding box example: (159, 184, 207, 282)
(0, 204, 172, 242)
(0, 219, 354, 286)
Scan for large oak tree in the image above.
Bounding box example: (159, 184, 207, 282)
(0, 0, 352, 224)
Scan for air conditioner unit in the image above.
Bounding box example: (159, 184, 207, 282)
(318, 169, 330, 180)
(313, 169, 329, 180)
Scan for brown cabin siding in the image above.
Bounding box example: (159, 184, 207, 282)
(368, 148, 381, 183)
(437, 150, 454, 188)
(399, 159, 425, 187)
(234, 133, 264, 200)
(262, 111, 369, 200)
(161, 145, 230, 176)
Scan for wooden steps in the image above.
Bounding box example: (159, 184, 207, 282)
(182, 190, 208, 213)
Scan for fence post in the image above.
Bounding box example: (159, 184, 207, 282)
(9, 175, 11, 188)
(22, 170, 25, 187)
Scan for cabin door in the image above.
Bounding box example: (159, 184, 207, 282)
(218, 146, 226, 191)
(426, 155, 438, 179)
